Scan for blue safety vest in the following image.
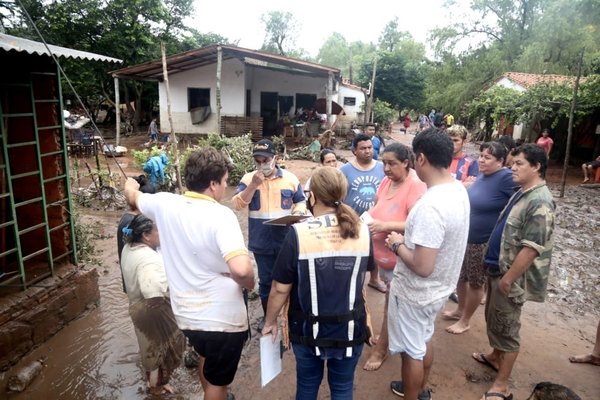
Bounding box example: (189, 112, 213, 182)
(289, 214, 371, 358)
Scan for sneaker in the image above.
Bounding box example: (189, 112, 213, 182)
(390, 380, 432, 400)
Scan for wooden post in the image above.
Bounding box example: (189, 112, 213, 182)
(216, 46, 223, 135)
(161, 41, 183, 192)
(559, 50, 584, 198)
(365, 56, 377, 125)
(326, 72, 333, 129)
(114, 76, 120, 146)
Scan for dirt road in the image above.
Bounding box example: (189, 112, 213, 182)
(1, 128, 598, 399)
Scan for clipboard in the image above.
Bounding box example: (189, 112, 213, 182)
(263, 214, 309, 226)
(260, 333, 282, 387)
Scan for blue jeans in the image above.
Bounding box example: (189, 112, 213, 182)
(292, 343, 363, 400)
(254, 253, 278, 300)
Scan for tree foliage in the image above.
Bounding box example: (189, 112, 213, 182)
(260, 11, 300, 56)
(1, 0, 231, 126)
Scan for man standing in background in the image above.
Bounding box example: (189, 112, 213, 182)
(232, 139, 306, 330)
(341, 133, 386, 293)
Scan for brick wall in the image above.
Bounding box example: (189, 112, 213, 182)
(0, 265, 99, 371)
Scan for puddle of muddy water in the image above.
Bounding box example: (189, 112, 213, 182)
(0, 212, 201, 400)
(1, 156, 598, 399)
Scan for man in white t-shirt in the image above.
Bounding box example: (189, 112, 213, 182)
(385, 128, 470, 400)
(125, 147, 255, 400)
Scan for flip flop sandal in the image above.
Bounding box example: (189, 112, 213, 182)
(472, 352, 499, 372)
(368, 282, 387, 293)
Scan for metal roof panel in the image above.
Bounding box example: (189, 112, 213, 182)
(0, 33, 122, 63)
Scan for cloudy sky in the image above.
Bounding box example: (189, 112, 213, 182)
(189, 0, 475, 57)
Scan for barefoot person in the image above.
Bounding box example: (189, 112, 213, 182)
(581, 156, 600, 183)
(473, 144, 555, 400)
(569, 320, 600, 366)
(386, 128, 470, 400)
(443, 142, 515, 334)
(121, 214, 185, 394)
(362, 143, 426, 371)
(125, 148, 255, 400)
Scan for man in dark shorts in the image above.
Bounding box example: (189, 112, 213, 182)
(125, 148, 255, 400)
(582, 155, 600, 183)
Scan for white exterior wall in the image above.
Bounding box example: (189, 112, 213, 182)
(157, 60, 340, 134)
(491, 78, 526, 139)
(246, 66, 328, 116)
(495, 77, 526, 92)
(158, 58, 246, 134)
(337, 85, 365, 122)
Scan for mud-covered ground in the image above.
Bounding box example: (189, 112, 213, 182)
(2, 125, 598, 399)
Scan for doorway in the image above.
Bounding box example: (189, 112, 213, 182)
(260, 92, 278, 137)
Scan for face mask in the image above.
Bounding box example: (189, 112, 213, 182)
(257, 158, 276, 176)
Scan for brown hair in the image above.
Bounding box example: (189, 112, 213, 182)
(310, 167, 360, 239)
(184, 147, 233, 191)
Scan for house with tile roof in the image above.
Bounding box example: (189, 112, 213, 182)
(494, 72, 586, 92)
(490, 72, 599, 160)
(491, 72, 589, 142)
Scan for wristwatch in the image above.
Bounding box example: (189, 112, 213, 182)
(391, 241, 404, 255)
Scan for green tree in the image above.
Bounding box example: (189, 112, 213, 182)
(2, 0, 231, 127)
(260, 11, 299, 56)
(317, 33, 350, 72)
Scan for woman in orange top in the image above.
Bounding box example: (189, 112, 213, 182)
(362, 143, 427, 371)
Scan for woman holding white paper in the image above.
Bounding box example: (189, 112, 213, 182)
(362, 143, 427, 371)
(262, 167, 374, 400)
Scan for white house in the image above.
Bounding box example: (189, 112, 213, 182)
(337, 79, 366, 123)
(491, 72, 581, 140)
(112, 45, 364, 138)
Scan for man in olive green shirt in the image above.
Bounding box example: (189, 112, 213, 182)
(474, 144, 555, 400)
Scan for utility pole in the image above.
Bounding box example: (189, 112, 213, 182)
(559, 49, 584, 198)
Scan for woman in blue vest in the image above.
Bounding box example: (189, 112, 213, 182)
(262, 167, 374, 400)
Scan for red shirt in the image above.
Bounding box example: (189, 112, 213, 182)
(536, 136, 553, 154)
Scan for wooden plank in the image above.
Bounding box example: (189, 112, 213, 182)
(220, 116, 263, 138)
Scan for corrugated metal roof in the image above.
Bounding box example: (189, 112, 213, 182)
(110, 44, 340, 81)
(0, 33, 122, 63)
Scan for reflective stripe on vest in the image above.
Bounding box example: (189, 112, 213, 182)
(293, 214, 370, 356)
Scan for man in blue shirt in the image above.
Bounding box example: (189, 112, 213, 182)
(341, 133, 386, 292)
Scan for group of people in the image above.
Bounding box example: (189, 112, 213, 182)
(116, 119, 597, 400)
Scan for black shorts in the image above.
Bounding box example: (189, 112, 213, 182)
(585, 160, 600, 169)
(183, 330, 248, 386)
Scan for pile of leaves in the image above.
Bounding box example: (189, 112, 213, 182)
(132, 134, 256, 188)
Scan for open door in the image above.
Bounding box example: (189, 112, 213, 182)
(260, 92, 278, 137)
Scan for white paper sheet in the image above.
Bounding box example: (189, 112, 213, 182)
(260, 333, 282, 387)
(360, 211, 374, 224)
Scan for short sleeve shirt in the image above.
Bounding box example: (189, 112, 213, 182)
(390, 181, 470, 306)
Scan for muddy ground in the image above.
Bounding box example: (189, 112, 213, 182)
(1, 125, 599, 400)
